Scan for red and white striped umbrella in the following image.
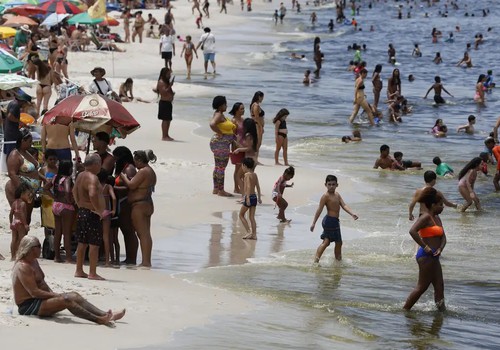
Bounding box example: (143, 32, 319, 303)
(39, 0, 82, 14)
(41, 94, 140, 137)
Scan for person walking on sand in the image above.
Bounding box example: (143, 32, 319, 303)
(196, 27, 216, 76)
(12, 236, 125, 325)
(73, 154, 107, 281)
(132, 11, 145, 43)
(121, 9, 131, 43)
(403, 187, 447, 311)
(310, 175, 358, 262)
(156, 67, 175, 141)
(424, 76, 454, 104)
(180, 35, 198, 79)
(159, 28, 175, 70)
(239, 157, 262, 240)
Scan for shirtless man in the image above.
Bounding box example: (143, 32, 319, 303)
(408, 171, 458, 220)
(192, 0, 203, 16)
(493, 116, 500, 143)
(423, 76, 453, 104)
(12, 236, 125, 324)
(373, 144, 395, 169)
(73, 154, 106, 280)
(93, 131, 116, 176)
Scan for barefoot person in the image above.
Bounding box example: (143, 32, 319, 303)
(120, 150, 157, 268)
(12, 236, 125, 325)
(156, 67, 175, 141)
(196, 27, 216, 76)
(404, 187, 447, 311)
(73, 154, 106, 280)
(180, 35, 198, 79)
(239, 157, 262, 240)
(348, 68, 375, 125)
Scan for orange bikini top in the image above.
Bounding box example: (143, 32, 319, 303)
(419, 216, 444, 238)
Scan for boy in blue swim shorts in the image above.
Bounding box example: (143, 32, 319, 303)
(239, 158, 262, 240)
(310, 175, 358, 262)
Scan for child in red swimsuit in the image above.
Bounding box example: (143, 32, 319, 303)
(10, 183, 33, 260)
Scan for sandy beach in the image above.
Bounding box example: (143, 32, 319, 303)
(0, 2, 357, 349)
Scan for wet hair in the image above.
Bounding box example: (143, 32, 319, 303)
(432, 157, 442, 165)
(435, 52, 441, 57)
(134, 149, 157, 164)
(113, 146, 135, 175)
(94, 131, 110, 145)
(391, 69, 401, 85)
(243, 118, 258, 151)
(441, 125, 448, 132)
(424, 170, 437, 183)
(408, 74, 415, 81)
(434, 119, 443, 127)
(484, 137, 495, 146)
(16, 128, 32, 149)
(393, 151, 403, 159)
(325, 174, 338, 184)
(458, 157, 482, 180)
(16, 236, 40, 262)
(414, 43, 419, 48)
(228, 102, 243, 116)
(250, 91, 264, 106)
(44, 149, 58, 160)
(380, 144, 389, 152)
(212, 95, 227, 110)
(353, 130, 361, 138)
(468, 115, 476, 122)
(434, 76, 441, 83)
(284, 166, 295, 177)
(417, 187, 442, 210)
(373, 64, 382, 75)
(477, 74, 486, 83)
(341, 136, 351, 142)
(15, 182, 32, 199)
(272, 108, 289, 124)
(242, 157, 255, 169)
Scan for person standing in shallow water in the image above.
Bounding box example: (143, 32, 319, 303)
(313, 37, 322, 78)
(423, 76, 454, 104)
(404, 187, 447, 311)
(349, 69, 374, 125)
(372, 64, 383, 109)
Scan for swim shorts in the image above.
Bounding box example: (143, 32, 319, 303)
(402, 160, 413, 168)
(76, 207, 102, 246)
(244, 194, 258, 208)
(18, 298, 42, 316)
(158, 100, 173, 121)
(203, 52, 215, 62)
(321, 215, 342, 242)
(434, 95, 445, 104)
(161, 51, 173, 60)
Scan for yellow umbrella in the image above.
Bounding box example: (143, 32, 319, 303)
(0, 26, 17, 38)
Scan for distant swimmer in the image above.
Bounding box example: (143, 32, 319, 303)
(433, 52, 442, 64)
(423, 76, 453, 104)
(328, 19, 334, 32)
(445, 32, 454, 43)
(341, 130, 362, 143)
(303, 69, 312, 85)
(290, 53, 306, 60)
(457, 115, 476, 134)
(456, 52, 473, 68)
(387, 43, 396, 63)
(432, 158, 455, 178)
(392, 151, 422, 171)
(412, 44, 422, 57)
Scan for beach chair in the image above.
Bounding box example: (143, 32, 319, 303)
(90, 31, 114, 51)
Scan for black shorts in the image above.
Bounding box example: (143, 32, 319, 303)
(161, 51, 173, 60)
(76, 208, 102, 246)
(158, 100, 173, 121)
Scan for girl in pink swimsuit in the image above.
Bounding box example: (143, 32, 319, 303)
(457, 157, 482, 212)
(10, 183, 33, 260)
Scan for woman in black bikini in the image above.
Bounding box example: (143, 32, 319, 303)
(348, 68, 374, 125)
(250, 91, 265, 163)
(273, 108, 290, 165)
(120, 150, 157, 268)
(48, 31, 59, 66)
(32, 57, 53, 115)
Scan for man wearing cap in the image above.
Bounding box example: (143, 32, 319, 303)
(12, 25, 31, 54)
(3, 93, 32, 157)
(89, 67, 121, 102)
(196, 27, 216, 76)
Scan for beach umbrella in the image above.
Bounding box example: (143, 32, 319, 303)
(0, 26, 17, 38)
(40, 12, 69, 26)
(5, 4, 46, 16)
(2, 15, 38, 27)
(39, 0, 82, 14)
(0, 73, 38, 89)
(42, 93, 140, 138)
(0, 48, 23, 73)
(99, 15, 118, 26)
(67, 11, 102, 25)
(2, 0, 41, 6)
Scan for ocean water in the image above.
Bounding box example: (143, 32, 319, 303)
(131, 1, 500, 349)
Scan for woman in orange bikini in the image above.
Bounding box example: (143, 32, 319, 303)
(404, 187, 447, 311)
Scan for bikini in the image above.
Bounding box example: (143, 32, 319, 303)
(277, 119, 287, 139)
(129, 185, 155, 208)
(415, 216, 444, 260)
(52, 176, 75, 216)
(10, 200, 25, 230)
(19, 153, 40, 191)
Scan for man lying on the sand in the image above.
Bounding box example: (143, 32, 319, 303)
(12, 236, 125, 326)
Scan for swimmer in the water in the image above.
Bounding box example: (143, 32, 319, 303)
(290, 53, 306, 60)
(445, 32, 454, 43)
(433, 52, 442, 64)
(456, 52, 473, 68)
(303, 69, 312, 85)
(342, 130, 362, 143)
(412, 44, 422, 57)
(457, 115, 476, 135)
(423, 76, 453, 104)
(408, 74, 415, 82)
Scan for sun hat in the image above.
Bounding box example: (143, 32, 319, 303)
(20, 25, 31, 34)
(90, 67, 106, 76)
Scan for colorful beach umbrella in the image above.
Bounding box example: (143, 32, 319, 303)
(40, 12, 69, 26)
(67, 11, 101, 25)
(42, 94, 140, 137)
(0, 73, 38, 89)
(0, 48, 24, 73)
(39, 0, 82, 14)
(2, 0, 41, 6)
(99, 15, 118, 27)
(2, 15, 38, 26)
(5, 4, 46, 16)
(0, 26, 17, 38)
